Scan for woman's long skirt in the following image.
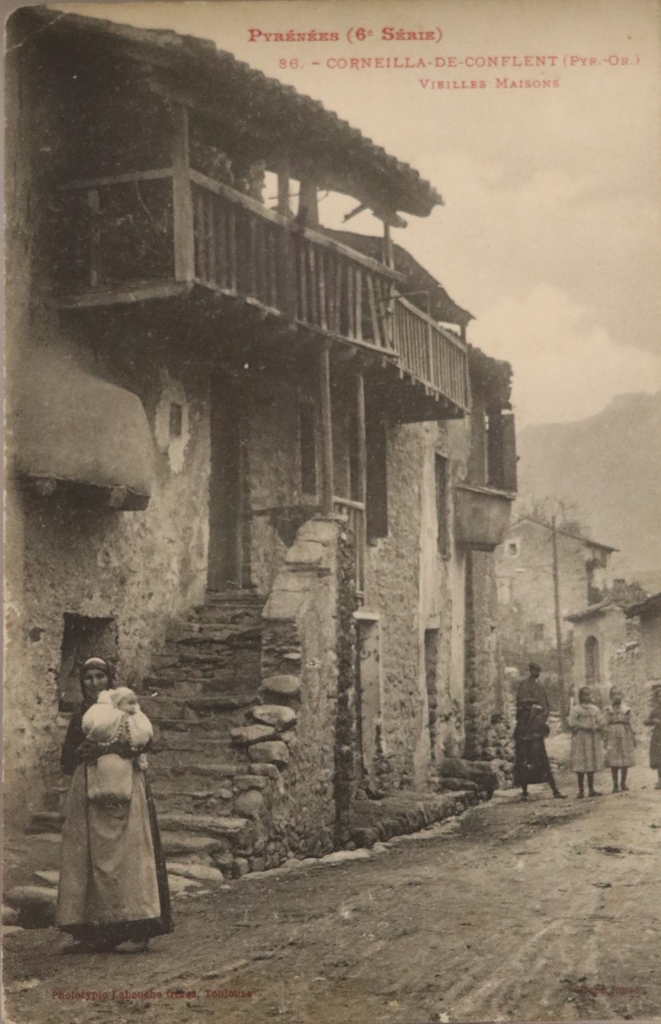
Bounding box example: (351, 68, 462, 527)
(513, 734, 552, 786)
(57, 764, 173, 945)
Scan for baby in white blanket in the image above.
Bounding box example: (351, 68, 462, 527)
(82, 687, 153, 749)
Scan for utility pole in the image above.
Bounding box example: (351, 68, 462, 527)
(551, 514, 567, 728)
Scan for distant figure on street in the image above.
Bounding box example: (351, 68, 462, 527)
(568, 686, 605, 798)
(513, 663, 566, 801)
(644, 682, 661, 790)
(604, 686, 635, 792)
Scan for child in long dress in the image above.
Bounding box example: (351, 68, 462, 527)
(604, 686, 636, 792)
(644, 683, 661, 790)
(568, 686, 605, 798)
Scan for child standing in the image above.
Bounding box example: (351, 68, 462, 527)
(568, 686, 605, 798)
(604, 687, 635, 792)
(644, 682, 661, 790)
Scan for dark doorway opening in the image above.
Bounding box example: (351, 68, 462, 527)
(58, 614, 118, 711)
(208, 375, 246, 590)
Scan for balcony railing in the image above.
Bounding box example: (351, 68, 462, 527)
(58, 168, 469, 413)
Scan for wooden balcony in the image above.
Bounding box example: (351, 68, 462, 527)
(56, 167, 469, 415)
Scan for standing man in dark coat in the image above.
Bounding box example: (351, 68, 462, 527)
(513, 663, 566, 801)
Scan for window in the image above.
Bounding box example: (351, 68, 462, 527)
(585, 635, 600, 687)
(366, 410, 388, 541)
(299, 403, 317, 496)
(506, 539, 520, 558)
(533, 623, 545, 642)
(435, 454, 449, 556)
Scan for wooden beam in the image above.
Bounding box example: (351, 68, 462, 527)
(318, 342, 334, 516)
(172, 103, 195, 284)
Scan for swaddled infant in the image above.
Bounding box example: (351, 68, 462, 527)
(81, 686, 153, 749)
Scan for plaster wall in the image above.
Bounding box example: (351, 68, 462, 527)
(639, 614, 661, 682)
(5, 311, 213, 829)
(496, 522, 600, 673)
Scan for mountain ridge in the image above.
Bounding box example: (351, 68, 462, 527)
(516, 390, 661, 577)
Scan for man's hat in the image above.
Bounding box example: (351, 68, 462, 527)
(529, 662, 542, 674)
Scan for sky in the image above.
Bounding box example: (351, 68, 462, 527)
(57, 0, 661, 426)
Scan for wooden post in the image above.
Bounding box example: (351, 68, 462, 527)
(551, 515, 568, 728)
(319, 343, 334, 515)
(172, 103, 195, 283)
(355, 373, 367, 593)
(299, 178, 319, 227)
(277, 162, 291, 219)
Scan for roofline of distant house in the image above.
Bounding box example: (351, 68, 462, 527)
(508, 515, 618, 552)
(626, 591, 661, 619)
(565, 598, 615, 622)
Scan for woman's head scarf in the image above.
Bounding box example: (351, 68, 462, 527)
(79, 657, 114, 707)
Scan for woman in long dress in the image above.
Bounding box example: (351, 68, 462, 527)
(57, 657, 172, 953)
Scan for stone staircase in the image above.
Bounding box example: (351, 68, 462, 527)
(27, 591, 296, 876)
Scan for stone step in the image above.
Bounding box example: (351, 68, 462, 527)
(160, 833, 229, 858)
(148, 745, 246, 771)
(142, 694, 258, 720)
(155, 762, 281, 782)
(156, 812, 250, 839)
(145, 662, 261, 684)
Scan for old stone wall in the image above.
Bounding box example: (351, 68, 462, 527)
(260, 518, 344, 856)
(463, 550, 502, 759)
(5, 314, 213, 829)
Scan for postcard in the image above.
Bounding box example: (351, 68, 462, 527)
(4, 1, 661, 1022)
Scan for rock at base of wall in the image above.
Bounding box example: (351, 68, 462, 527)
(435, 758, 499, 796)
(234, 789, 266, 820)
(251, 705, 298, 730)
(166, 862, 224, 882)
(4, 886, 57, 929)
(232, 857, 250, 878)
(249, 741, 289, 767)
(2, 905, 19, 925)
(260, 675, 301, 699)
(231, 724, 278, 745)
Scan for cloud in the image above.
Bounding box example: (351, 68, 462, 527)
(468, 285, 661, 425)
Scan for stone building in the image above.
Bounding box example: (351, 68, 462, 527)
(495, 517, 616, 688)
(565, 579, 649, 721)
(5, 9, 516, 869)
(627, 592, 661, 686)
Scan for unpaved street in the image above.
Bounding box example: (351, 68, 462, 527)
(5, 767, 661, 1024)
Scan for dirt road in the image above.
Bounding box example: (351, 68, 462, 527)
(5, 766, 661, 1024)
